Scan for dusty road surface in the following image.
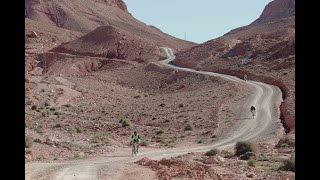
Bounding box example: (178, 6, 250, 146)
(25, 47, 283, 180)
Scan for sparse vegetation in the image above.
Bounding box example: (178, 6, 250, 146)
(279, 152, 295, 172)
(184, 123, 194, 131)
(205, 148, 219, 156)
(248, 159, 256, 167)
(63, 104, 72, 108)
(211, 135, 217, 139)
(53, 123, 61, 128)
(68, 127, 77, 135)
(54, 111, 63, 115)
(240, 152, 256, 160)
(69, 153, 82, 160)
(220, 150, 234, 158)
(25, 121, 30, 128)
(31, 105, 37, 110)
(91, 132, 111, 145)
(25, 135, 34, 148)
(75, 126, 84, 133)
(197, 139, 205, 144)
(35, 127, 44, 135)
(42, 111, 47, 117)
(235, 141, 257, 156)
(163, 137, 177, 147)
(156, 130, 164, 135)
(44, 101, 50, 107)
(140, 140, 149, 146)
(120, 118, 131, 127)
(276, 136, 295, 148)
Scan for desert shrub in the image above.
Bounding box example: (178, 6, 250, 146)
(275, 135, 295, 148)
(54, 111, 63, 115)
(239, 151, 256, 160)
(156, 130, 164, 135)
(197, 139, 205, 144)
(248, 159, 256, 167)
(25, 135, 34, 148)
(42, 111, 47, 117)
(68, 127, 77, 135)
(235, 141, 257, 156)
(31, 105, 37, 110)
(184, 123, 194, 131)
(120, 118, 131, 127)
(35, 127, 44, 135)
(75, 126, 84, 133)
(205, 148, 219, 156)
(279, 152, 295, 172)
(211, 135, 217, 138)
(44, 101, 50, 107)
(25, 121, 30, 128)
(140, 140, 149, 146)
(64, 104, 72, 108)
(69, 153, 81, 160)
(53, 124, 61, 128)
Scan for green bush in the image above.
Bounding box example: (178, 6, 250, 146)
(184, 123, 194, 131)
(25, 136, 34, 148)
(280, 152, 295, 172)
(205, 148, 219, 156)
(235, 141, 257, 156)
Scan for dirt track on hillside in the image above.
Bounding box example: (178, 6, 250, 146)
(25, 47, 283, 180)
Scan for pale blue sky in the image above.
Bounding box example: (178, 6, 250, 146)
(123, 0, 273, 43)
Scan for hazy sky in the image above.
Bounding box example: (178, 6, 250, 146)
(123, 0, 273, 43)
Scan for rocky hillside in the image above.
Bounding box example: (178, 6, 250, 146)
(25, 0, 195, 51)
(251, 0, 295, 26)
(172, 0, 295, 132)
(50, 25, 160, 62)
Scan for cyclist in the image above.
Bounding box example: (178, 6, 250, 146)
(131, 131, 141, 153)
(250, 106, 256, 118)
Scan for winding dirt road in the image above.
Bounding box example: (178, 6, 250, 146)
(25, 47, 283, 180)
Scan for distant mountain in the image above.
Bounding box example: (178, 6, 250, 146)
(251, 0, 295, 26)
(25, 0, 195, 50)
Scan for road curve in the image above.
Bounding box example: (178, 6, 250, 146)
(25, 47, 283, 180)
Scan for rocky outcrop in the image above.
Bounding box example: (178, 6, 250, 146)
(50, 25, 160, 62)
(251, 0, 295, 26)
